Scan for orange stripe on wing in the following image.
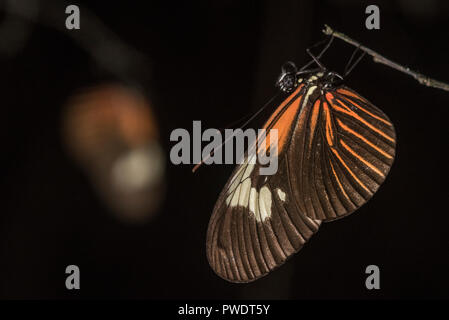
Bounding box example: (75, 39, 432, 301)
(259, 86, 304, 154)
(339, 139, 385, 178)
(325, 92, 394, 143)
(329, 161, 351, 202)
(308, 99, 321, 149)
(322, 101, 334, 147)
(336, 88, 368, 102)
(337, 119, 393, 159)
(263, 84, 304, 130)
(336, 88, 391, 126)
(331, 148, 371, 194)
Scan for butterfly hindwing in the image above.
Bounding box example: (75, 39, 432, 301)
(287, 85, 396, 221)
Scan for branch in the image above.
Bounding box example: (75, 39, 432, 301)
(322, 24, 449, 92)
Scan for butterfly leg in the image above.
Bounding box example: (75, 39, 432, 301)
(306, 48, 327, 70)
(343, 45, 367, 77)
(299, 35, 334, 71)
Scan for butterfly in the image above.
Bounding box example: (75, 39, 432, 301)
(206, 57, 396, 283)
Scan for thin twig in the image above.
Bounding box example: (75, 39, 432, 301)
(322, 24, 449, 92)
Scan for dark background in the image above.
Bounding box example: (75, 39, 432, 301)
(1, 0, 448, 299)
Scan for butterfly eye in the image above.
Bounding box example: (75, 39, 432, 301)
(277, 73, 297, 93)
(277, 62, 299, 93)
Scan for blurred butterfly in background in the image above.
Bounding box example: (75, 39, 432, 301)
(63, 84, 166, 223)
(206, 39, 396, 282)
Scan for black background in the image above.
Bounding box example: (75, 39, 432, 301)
(1, 0, 448, 299)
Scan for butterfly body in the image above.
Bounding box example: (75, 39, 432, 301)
(207, 62, 396, 283)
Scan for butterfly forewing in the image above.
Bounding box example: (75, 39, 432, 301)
(207, 154, 321, 282)
(206, 86, 321, 283)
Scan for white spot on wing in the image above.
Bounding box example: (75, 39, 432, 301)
(225, 152, 258, 207)
(249, 188, 256, 212)
(226, 194, 232, 205)
(228, 162, 246, 193)
(276, 188, 286, 202)
(242, 162, 255, 181)
(225, 157, 273, 223)
(230, 184, 241, 207)
(249, 187, 261, 221)
(238, 179, 251, 207)
(259, 186, 272, 222)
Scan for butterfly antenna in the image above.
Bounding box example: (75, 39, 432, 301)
(219, 111, 254, 132)
(300, 34, 334, 71)
(192, 92, 280, 173)
(344, 45, 366, 77)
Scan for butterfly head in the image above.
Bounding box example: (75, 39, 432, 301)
(276, 61, 299, 93)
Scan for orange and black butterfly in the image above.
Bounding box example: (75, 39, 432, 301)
(206, 50, 396, 282)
